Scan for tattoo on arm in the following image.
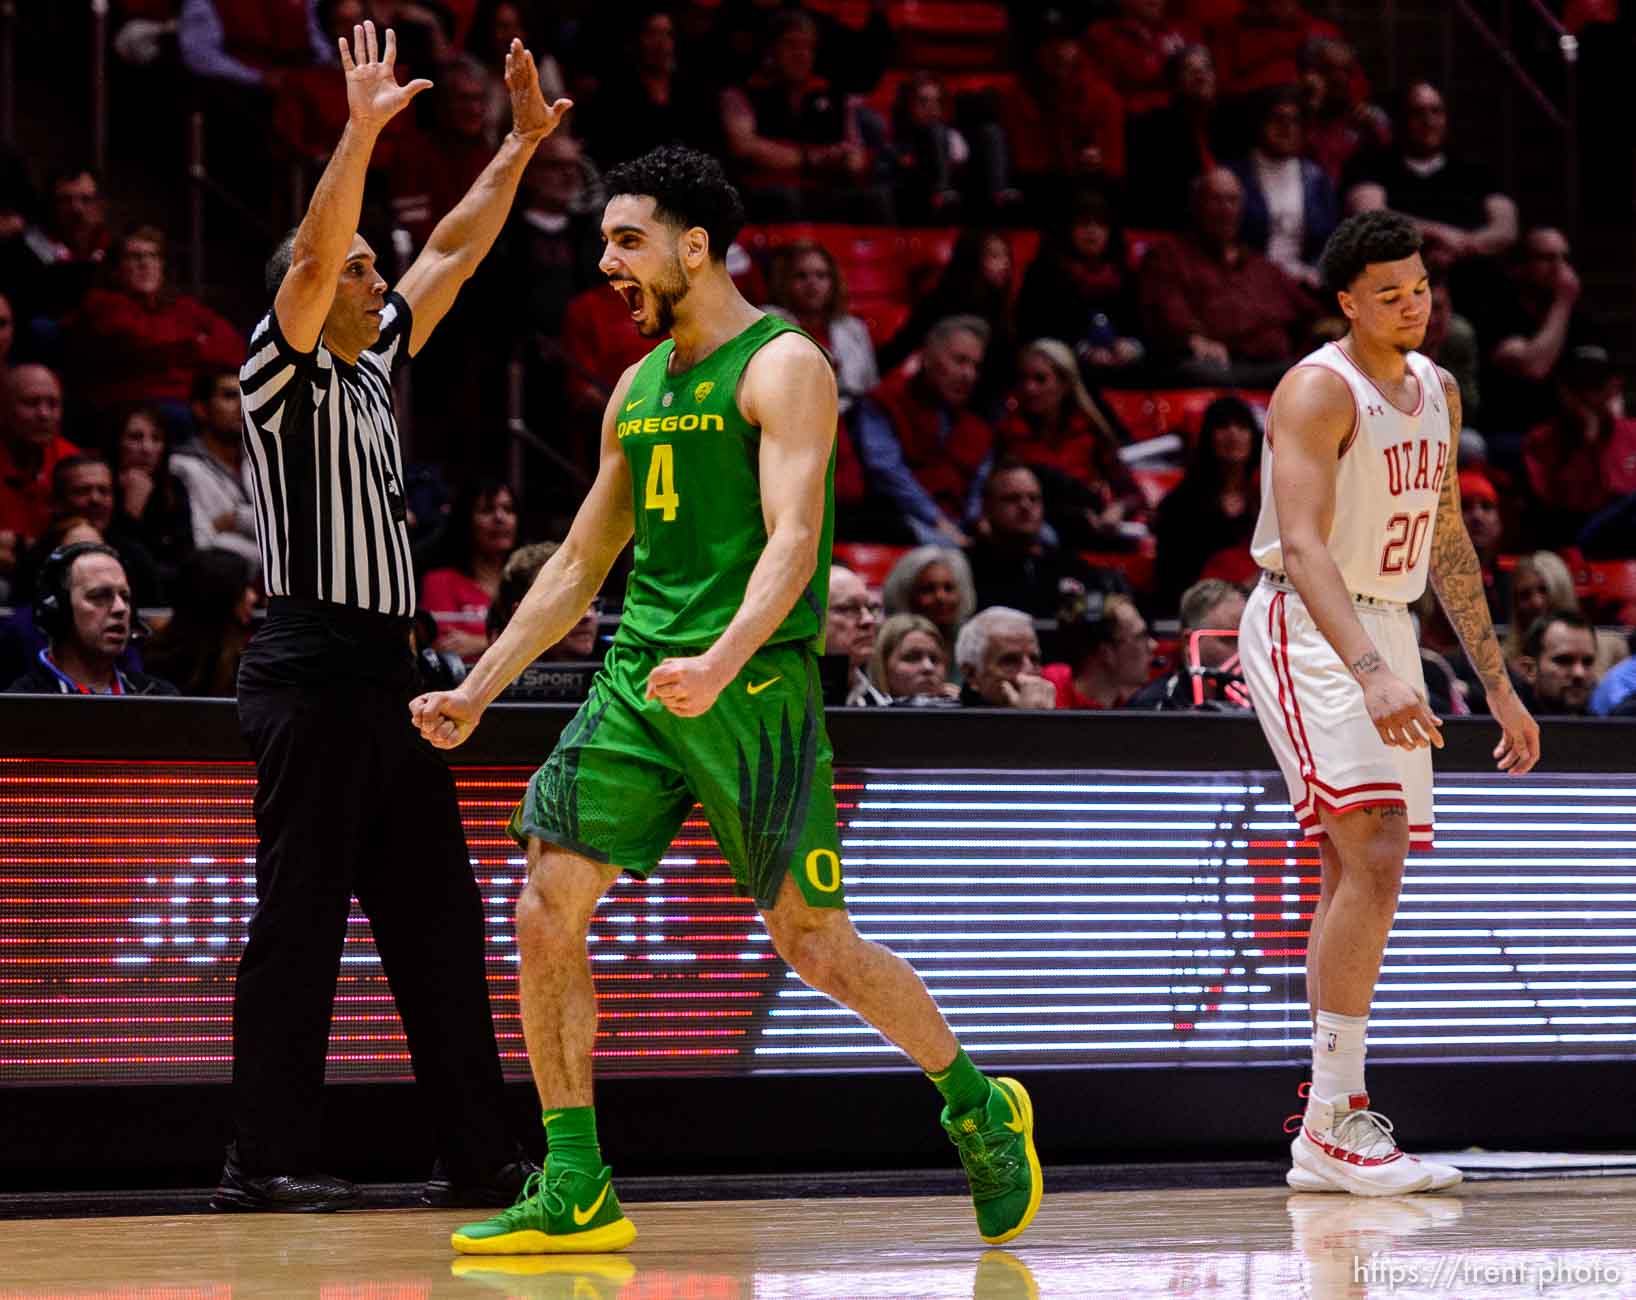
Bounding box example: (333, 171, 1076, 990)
(1349, 650, 1383, 677)
(1428, 376, 1510, 695)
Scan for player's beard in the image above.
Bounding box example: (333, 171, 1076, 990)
(640, 254, 691, 338)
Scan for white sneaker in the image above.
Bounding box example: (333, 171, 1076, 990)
(1285, 1091, 1463, 1196)
(1288, 1162, 1463, 1193)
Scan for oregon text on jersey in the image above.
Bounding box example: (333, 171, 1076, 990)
(616, 413, 726, 439)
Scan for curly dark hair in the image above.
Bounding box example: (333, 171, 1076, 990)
(1318, 210, 1423, 298)
(602, 145, 745, 263)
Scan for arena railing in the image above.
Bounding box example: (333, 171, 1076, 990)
(1449, 0, 1580, 239)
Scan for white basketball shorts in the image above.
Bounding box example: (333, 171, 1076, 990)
(1239, 575, 1434, 851)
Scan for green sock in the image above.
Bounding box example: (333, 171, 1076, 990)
(542, 1106, 603, 1177)
(928, 1047, 990, 1116)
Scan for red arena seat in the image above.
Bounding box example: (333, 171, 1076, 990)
(1082, 539, 1157, 595)
(1100, 389, 1166, 442)
(889, 2, 1011, 69)
(1585, 560, 1636, 618)
(856, 300, 913, 347)
(833, 541, 911, 587)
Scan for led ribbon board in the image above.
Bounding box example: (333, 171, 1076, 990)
(3, 760, 1634, 1084)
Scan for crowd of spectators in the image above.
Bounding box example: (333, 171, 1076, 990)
(2, 0, 1633, 717)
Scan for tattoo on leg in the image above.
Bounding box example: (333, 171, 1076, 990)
(1379, 805, 1406, 821)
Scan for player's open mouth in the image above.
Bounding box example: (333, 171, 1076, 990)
(612, 280, 644, 318)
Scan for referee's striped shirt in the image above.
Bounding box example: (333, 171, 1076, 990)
(238, 292, 417, 616)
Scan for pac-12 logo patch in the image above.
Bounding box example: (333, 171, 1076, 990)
(694, 381, 715, 403)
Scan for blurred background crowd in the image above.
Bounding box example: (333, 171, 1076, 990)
(1, 0, 1633, 717)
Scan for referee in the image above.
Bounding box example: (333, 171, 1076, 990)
(213, 22, 572, 1212)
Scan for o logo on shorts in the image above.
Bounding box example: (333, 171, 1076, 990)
(804, 848, 842, 893)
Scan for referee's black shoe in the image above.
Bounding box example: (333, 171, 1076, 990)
(211, 1143, 361, 1212)
(422, 1155, 540, 1208)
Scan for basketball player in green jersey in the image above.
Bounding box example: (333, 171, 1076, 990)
(410, 146, 1041, 1253)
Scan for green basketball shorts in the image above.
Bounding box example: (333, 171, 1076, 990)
(508, 638, 846, 909)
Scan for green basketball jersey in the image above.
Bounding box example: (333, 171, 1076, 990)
(612, 313, 835, 653)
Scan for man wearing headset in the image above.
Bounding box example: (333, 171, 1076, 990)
(4, 542, 176, 695)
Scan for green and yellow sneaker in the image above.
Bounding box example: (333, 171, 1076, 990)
(450, 1165, 636, 1255)
(942, 1076, 1043, 1245)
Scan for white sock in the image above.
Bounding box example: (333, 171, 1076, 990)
(1311, 1009, 1368, 1108)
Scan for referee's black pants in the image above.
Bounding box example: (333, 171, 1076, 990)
(230, 600, 512, 1179)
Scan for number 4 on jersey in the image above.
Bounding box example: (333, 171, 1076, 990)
(645, 443, 680, 521)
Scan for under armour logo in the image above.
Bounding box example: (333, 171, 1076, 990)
(1365, 403, 1385, 417)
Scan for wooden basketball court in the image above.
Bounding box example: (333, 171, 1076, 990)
(4, 1177, 1635, 1298)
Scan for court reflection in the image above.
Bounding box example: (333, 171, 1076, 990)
(446, 1250, 1046, 1299)
(1287, 1192, 1465, 1298)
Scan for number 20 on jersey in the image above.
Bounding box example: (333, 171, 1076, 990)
(645, 443, 680, 521)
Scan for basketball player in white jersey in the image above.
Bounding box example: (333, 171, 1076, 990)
(1239, 211, 1541, 1195)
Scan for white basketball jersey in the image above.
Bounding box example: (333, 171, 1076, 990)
(1251, 342, 1452, 603)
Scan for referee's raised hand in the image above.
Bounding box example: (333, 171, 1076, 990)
(339, 21, 432, 132)
(504, 38, 573, 143)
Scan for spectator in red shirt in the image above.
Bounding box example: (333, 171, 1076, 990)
(1523, 346, 1636, 547)
(559, 283, 651, 417)
(419, 476, 519, 663)
(997, 339, 1145, 548)
(388, 57, 496, 250)
(1043, 593, 1157, 709)
(272, 0, 416, 168)
(880, 230, 1018, 413)
(1086, 0, 1194, 115)
(0, 363, 82, 545)
(0, 290, 13, 397)
(178, 0, 330, 93)
(1298, 36, 1390, 186)
(1455, 467, 1508, 621)
(997, 21, 1125, 212)
(853, 316, 997, 546)
(1138, 167, 1315, 383)
(1211, 0, 1340, 97)
(70, 225, 244, 415)
(718, 11, 889, 222)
